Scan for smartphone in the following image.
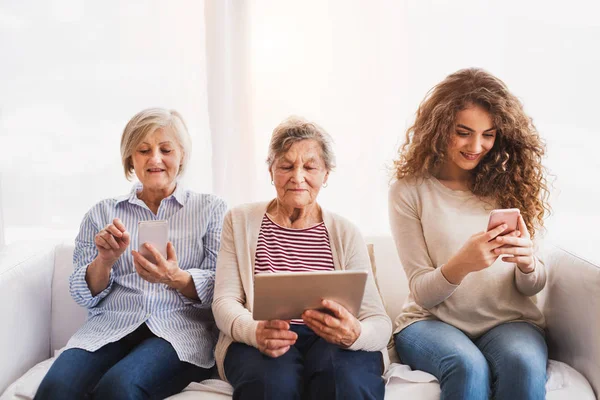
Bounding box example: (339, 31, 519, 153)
(486, 208, 520, 236)
(138, 220, 168, 264)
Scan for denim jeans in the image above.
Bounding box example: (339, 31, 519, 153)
(224, 324, 385, 400)
(35, 324, 212, 400)
(394, 320, 547, 400)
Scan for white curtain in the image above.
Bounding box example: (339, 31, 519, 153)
(1, 1, 598, 260)
(206, 0, 600, 260)
(205, 0, 260, 206)
(0, 1, 212, 245)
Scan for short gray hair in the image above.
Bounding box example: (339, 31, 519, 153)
(266, 116, 336, 171)
(120, 108, 192, 180)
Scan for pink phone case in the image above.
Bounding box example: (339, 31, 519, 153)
(486, 209, 520, 236)
(138, 220, 168, 264)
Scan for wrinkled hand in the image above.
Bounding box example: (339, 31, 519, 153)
(302, 299, 361, 348)
(94, 218, 130, 266)
(255, 320, 298, 358)
(131, 242, 186, 288)
(494, 215, 535, 273)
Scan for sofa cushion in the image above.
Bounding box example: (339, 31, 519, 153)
(1, 356, 594, 400)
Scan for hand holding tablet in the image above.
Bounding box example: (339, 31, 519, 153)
(302, 299, 362, 348)
(255, 320, 298, 358)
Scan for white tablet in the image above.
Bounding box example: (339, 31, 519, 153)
(252, 270, 368, 321)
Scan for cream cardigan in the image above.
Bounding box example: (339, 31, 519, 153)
(212, 201, 392, 381)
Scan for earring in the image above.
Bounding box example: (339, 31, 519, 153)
(322, 182, 328, 188)
(271, 181, 274, 185)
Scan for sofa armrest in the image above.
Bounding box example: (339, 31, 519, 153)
(0, 243, 55, 394)
(541, 244, 600, 397)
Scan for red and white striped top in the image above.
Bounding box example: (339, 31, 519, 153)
(255, 214, 335, 324)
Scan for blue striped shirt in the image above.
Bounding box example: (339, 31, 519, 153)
(67, 183, 227, 367)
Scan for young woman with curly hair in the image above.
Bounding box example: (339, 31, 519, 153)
(389, 68, 551, 400)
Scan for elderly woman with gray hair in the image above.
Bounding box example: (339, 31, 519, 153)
(212, 117, 391, 399)
(35, 108, 227, 399)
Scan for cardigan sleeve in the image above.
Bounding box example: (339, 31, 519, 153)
(212, 210, 259, 348)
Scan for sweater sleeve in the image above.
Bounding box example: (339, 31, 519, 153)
(345, 225, 393, 352)
(388, 180, 459, 309)
(212, 210, 259, 348)
(514, 237, 547, 296)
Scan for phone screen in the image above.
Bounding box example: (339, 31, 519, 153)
(486, 209, 520, 236)
(138, 220, 168, 264)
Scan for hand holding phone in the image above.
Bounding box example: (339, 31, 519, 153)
(442, 209, 524, 284)
(133, 225, 191, 291)
(138, 220, 168, 264)
(493, 214, 536, 273)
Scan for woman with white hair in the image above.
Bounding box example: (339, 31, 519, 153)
(212, 117, 391, 399)
(35, 108, 227, 399)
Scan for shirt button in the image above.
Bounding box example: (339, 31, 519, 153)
(145, 313, 151, 319)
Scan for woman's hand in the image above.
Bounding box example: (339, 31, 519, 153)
(94, 218, 130, 266)
(132, 242, 188, 289)
(494, 215, 535, 273)
(302, 299, 361, 348)
(442, 223, 519, 284)
(255, 320, 298, 358)
(86, 218, 130, 296)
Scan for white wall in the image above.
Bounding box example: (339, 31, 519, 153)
(1, 0, 598, 262)
(0, 1, 211, 244)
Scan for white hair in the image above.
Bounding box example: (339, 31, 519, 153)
(120, 108, 192, 180)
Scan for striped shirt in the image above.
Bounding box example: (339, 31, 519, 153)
(67, 183, 226, 368)
(255, 214, 334, 324)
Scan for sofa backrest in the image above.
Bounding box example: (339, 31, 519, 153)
(366, 236, 408, 322)
(0, 244, 55, 393)
(51, 243, 87, 352)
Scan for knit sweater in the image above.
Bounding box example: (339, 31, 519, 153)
(388, 177, 546, 337)
(212, 200, 392, 381)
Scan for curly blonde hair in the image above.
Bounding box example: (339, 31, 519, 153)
(393, 68, 550, 237)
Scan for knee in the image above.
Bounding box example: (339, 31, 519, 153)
(502, 347, 547, 380)
(441, 349, 490, 384)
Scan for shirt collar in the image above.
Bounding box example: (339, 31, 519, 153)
(115, 182, 187, 207)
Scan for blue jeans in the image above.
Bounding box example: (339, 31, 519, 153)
(35, 324, 212, 400)
(394, 320, 547, 400)
(224, 324, 385, 400)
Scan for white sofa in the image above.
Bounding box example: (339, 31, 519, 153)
(1, 237, 598, 399)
